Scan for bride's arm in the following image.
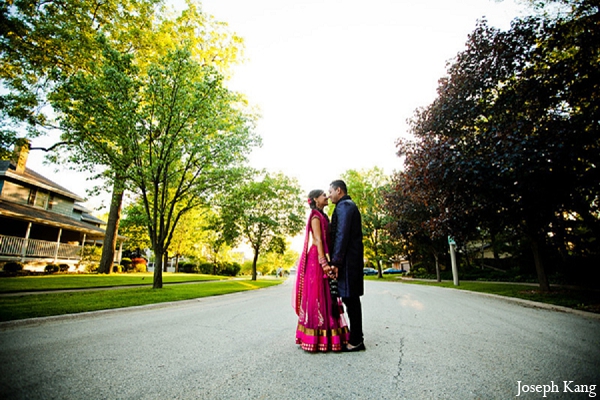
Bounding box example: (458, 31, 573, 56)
(311, 217, 330, 274)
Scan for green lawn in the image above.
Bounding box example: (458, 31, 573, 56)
(0, 272, 227, 293)
(367, 275, 600, 314)
(0, 276, 282, 322)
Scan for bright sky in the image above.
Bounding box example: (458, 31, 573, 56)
(25, 0, 527, 212)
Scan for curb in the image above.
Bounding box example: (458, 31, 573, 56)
(0, 282, 283, 330)
(452, 288, 600, 321)
(399, 279, 600, 321)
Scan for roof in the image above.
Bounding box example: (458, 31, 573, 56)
(74, 203, 106, 226)
(0, 198, 107, 239)
(0, 160, 85, 202)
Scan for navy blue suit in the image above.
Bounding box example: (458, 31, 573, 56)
(329, 195, 364, 345)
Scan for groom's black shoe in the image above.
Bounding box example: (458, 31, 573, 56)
(343, 342, 366, 352)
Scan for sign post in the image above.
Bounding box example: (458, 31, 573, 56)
(448, 236, 459, 286)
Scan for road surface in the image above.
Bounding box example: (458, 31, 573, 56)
(0, 279, 598, 399)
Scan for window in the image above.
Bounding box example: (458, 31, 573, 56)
(28, 188, 37, 205)
(28, 188, 52, 209)
(34, 190, 48, 208)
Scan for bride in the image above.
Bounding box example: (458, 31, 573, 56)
(293, 189, 349, 352)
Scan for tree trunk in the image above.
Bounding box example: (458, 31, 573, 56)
(252, 248, 259, 281)
(153, 246, 163, 289)
(163, 252, 169, 273)
(97, 178, 125, 274)
(531, 237, 550, 292)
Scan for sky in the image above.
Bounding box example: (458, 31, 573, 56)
(25, 0, 528, 213)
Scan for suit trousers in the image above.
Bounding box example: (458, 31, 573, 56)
(342, 296, 363, 345)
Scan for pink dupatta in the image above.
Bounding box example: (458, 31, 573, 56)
(293, 209, 349, 352)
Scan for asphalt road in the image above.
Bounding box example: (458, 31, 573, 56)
(0, 279, 598, 399)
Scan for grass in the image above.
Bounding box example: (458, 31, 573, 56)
(367, 275, 600, 314)
(0, 276, 282, 322)
(0, 272, 227, 293)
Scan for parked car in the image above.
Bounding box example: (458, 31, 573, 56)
(363, 267, 378, 276)
(382, 267, 406, 275)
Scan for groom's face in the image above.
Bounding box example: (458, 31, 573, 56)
(328, 186, 342, 204)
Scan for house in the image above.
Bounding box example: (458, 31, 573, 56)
(0, 142, 123, 271)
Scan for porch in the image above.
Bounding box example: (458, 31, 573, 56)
(0, 233, 82, 262)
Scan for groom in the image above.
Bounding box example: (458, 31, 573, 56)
(328, 180, 365, 352)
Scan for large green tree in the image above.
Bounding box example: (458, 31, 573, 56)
(1, 0, 247, 275)
(219, 171, 305, 281)
(128, 49, 257, 288)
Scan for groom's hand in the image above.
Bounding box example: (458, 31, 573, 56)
(331, 266, 338, 279)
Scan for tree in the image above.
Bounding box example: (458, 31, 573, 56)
(219, 171, 305, 281)
(1, 0, 160, 131)
(2, 0, 247, 275)
(384, 170, 449, 281)
(256, 244, 299, 276)
(127, 49, 258, 288)
(168, 207, 209, 272)
(396, 1, 599, 289)
(341, 168, 394, 278)
(119, 199, 153, 256)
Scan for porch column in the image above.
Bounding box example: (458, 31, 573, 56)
(80, 233, 87, 259)
(117, 241, 123, 264)
(21, 222, 32, 262)
(54, 228, 62, 262)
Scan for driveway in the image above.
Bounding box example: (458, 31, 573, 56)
(0, 279, 598, 399)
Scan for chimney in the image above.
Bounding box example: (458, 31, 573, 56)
(12, 139, 30, 174)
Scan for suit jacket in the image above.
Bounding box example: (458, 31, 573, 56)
(329, 195, 364, 297)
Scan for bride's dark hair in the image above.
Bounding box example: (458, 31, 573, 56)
(307, 189, 325, 210)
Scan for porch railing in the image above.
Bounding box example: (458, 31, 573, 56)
(0, 234, 81, 260)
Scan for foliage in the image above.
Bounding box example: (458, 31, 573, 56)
(120, 258, 133, 271)
(85, 263, 98, 273)
(81, 244, 102, 263)
(387, 1, 599, 289)
(131, 258, 147, 273)
(44, 264, 59, 274)
(256, 245, 299, 276)
(128, 49, 258, 288)
(1, 0, 250, 279)
(2, 262, 24, 273)
(51, 41, 258, 286)
(117, 202, 153, 254)
(341, 168, 396, 276)
(219, 171, 305, 280)
(0, 0, 161, 133)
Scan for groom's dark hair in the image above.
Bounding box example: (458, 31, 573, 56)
(330, 180, 347, 194)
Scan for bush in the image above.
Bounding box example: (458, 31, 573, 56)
(112, 265, 122, 273)
(219, 262, 241, 277)
(45, 264, 59, 274)
(179, 262, 198, 273)
(120, 258, 132, 271)
(198, 263, 214, 274)
(85, 263, 98, 273)
(3, 262, 24, 273)
(131, 257, 147, 273)
(59, 264, 70, 272)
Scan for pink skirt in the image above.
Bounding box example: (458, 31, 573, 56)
(295, 246, 349, 352)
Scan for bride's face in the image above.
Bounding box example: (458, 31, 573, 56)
(315, 192, 329, 209)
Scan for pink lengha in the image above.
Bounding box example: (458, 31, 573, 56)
(293, 209, 349, 352)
